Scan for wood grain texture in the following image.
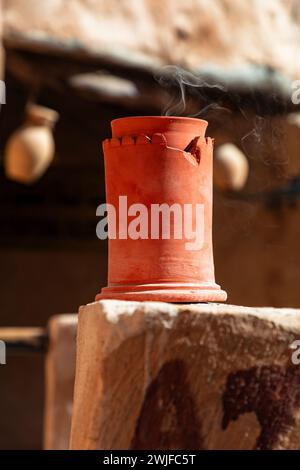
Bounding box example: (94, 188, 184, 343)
(44, 314, 77, 450)
(70, 300, 300, 450)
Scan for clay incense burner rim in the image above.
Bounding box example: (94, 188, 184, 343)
(112, 116, 208, 126)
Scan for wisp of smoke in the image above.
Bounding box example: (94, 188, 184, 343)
(155, 64, 289, 177)
(154, 65, 229, 118)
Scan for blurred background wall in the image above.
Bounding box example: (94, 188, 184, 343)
(0, 0, 300, 449)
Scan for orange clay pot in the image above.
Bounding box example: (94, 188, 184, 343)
(96, 116, 227, 302)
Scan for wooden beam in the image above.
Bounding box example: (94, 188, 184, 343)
(0, 327, 47, 352)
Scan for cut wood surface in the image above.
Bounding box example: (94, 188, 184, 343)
(70, 300, 300, 450)
(44, 314, 77, 450)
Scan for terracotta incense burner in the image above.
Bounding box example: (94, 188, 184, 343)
(96, 116, 227, 302)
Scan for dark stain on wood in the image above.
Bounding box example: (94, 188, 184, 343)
(222, 365, 300, 449)
(131, 359, 203, 450)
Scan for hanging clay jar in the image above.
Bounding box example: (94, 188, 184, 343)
(96, 116, 227, 302)
(4, 104, 58, 184)
(214, 143, 249, 191)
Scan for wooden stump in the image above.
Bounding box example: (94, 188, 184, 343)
(70, 300, 300, 450)
(44, 314, 77, 450)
